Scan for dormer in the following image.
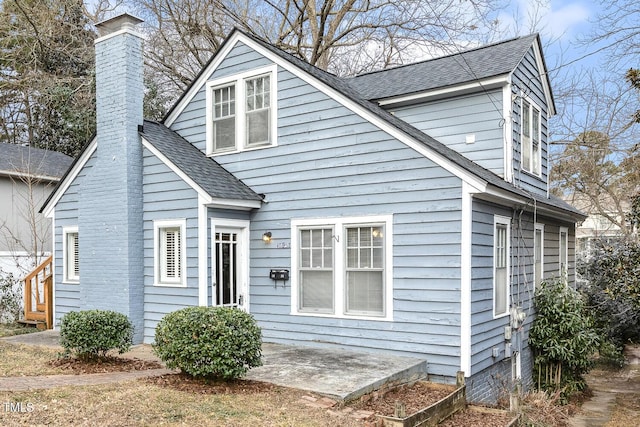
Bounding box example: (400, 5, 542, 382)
(347, 34, 554, 198)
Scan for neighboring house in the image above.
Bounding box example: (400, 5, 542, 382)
(41, 15, 585, 403)
(565, 195, 629, 260)
(0, 143, 72, 276)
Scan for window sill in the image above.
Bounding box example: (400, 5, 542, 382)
(291, 310, 393, 322)
(519, 168, 542, 180)
(62, 280, 79, 285)
(153, 282, 187, 288)
(207, 142, 275, 157)
(493, 311, 510, 320)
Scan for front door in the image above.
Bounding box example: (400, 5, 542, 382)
(211, 220, 249, 310)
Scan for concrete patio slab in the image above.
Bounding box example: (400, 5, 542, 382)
(2, 331, 428, 401)
(246, 343, 428, 402)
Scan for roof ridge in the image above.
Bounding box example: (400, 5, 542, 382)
(348, 33, 538, 79)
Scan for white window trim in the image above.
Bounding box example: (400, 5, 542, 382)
(62, 226, 79, 284)
(534, 223, 544, 289)
(559, 226, 568, 281)
(520, 97, 542, 177)
(154, 219, 187, 287)
(291, 215, 393, 321)
(493, 215, 511, 318)
(205, 64, 277, 156)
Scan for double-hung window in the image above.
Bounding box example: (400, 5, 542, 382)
(154, 219, 186, 286)
(494, 216, 510, 317)
(521, 99, 541, 175)
(206, 65, 276, 155)
(299, 228, 334, 312)
(292, 216, 392, 321)
(534, 224, 544, 288)
(559, 227, 568, 281)
(63, 227, 79, 283)
(212, 85, 236, 152)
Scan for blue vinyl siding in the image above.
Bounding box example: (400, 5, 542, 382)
(142, 148, 200, 342)
(53, 152, 97, 325)
(470, 199, 576, 379)
(170, 43, 466, 378)
(511, 47, 549, 195)
(390, 90, 505, 177)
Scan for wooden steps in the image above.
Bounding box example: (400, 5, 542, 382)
(16, 319, 47, 330)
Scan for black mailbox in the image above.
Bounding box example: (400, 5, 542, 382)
(269, 269, 289, 281)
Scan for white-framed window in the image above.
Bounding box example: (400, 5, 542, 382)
(206, 65, 277, 155)
(63, 227, 79, 283)
(559, 226, 568, 281)
(291, 215, 393, 321)
(521, 99, 541, 175)
(494, 216, 510, 317)
(154, 219, 186, 286)
(534, 224, 544, 288)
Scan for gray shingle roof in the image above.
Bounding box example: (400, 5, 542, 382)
(347, 34, 540, 101)
(237, 30, 583, 219)
(0, 143, 73, 180)
(140, 120, 262, 202)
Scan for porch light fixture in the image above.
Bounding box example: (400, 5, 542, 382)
(262, 231, 272, 243)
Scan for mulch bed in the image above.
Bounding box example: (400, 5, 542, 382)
(49, 357, 163, 374)
(145, 373, 279, 394)
(439, 407, 514, 427)
(348, 381, 456, 417)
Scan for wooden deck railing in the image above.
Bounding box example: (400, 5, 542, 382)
(23, 255, 53, 329)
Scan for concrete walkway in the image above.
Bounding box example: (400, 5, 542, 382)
(569, 346, 640, 427)
(1, 330, 427, 401)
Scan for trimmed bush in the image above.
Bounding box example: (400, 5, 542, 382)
(153, 306, 262, 379)
(60, 310, 133, 359)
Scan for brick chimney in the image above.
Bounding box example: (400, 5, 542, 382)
(78, 14, 145, 342)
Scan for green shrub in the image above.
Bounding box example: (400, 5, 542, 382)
(529, 278, 600, 400)
(60, 310, 133, 359)
(153, 306, 262, 379)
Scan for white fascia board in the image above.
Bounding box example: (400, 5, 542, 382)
(531, 41, 555, 116)
(479, 186, 584, 223)
(42, 139, 97, 218)
(165, 32, 487, 192)
(377, 75, 509, 107)
(206, 198, 262, 210)
(141, 137, 212, 202)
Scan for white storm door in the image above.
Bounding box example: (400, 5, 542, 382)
(211, 220, 249, 310)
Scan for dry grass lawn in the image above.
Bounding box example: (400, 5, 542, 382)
(0, 341, 363, 426)
(0, 380, 363, 426)
(0, 342, 66, 376)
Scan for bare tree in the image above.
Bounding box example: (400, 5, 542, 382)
(550, 68, 640, 239)
(135, 0, 503, 100)
(0, 0, 97, 157)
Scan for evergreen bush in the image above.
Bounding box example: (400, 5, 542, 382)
(578, 240, 640, 365)
(529, 278, 600, 399)
(60, 310, 133, 359)
(153, 306, 262, 379)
